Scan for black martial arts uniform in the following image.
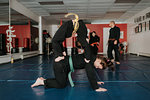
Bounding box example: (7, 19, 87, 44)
(89, 34, 100, 55)
(44, 54, 99, 90)
(107, 26, 120, 62)
(52, 20, 91, 60)
(47, 20, 98, 90)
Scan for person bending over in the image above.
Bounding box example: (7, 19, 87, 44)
(31, 54, 114, 92)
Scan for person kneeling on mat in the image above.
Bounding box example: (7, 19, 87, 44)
(31, 54, 114, 92)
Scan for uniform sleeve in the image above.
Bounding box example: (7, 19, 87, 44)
(52, 22, 68, 57)
(77, 20, 91, 60)
(89, 38, 92, 44)
(85, 63, 99, 90)
(96, 35, 100, 42)
(115, 27, 120, 41)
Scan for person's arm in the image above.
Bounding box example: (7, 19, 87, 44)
(97, 36, 100, 42)
(59, 42, 65, 52)
(77, 20, 91, 61)
(95, 35, 100, 42)
(52, 22, 68, 58)
(114, 27, 120, 44)
(89, 38, 92, 44)
(85, 63, 99, 90)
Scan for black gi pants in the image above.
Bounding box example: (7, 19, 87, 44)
(44, 59, 69, 88)
(107, 41, 120, 62)
(90, 45, 98, 55)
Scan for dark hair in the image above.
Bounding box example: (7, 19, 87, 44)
(96, 55, 115, 71)
(93, 31, 96, 34)
(90, 31, 97, 38)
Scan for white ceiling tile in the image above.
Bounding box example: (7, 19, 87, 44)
(5, 0, 150, 24)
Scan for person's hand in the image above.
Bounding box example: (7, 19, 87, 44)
(114, 40, 117, 45)
(86, 38, 89, 43)
(63, 52, 66, 56)
(55, 56, 64, 62)
(97, 82, 104, 85)
(97, 42, 99, 45)
(84, 58, 90, 63)
(91, 44, 94, 46)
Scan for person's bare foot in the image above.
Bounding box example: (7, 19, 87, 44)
(31, 78, 44, 88)
(96, 87, 107, 92)
(111, 59, 114, 63)
(97, 82, 104, 85)
(116, 62, 120, 64)
(39, 77, 46, 80)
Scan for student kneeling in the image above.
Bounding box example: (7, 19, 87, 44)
(31, 54, 114, 92)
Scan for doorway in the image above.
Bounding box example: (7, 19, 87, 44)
(103, 28, 110, 54)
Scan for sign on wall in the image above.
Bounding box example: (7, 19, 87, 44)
(120, 31, 124, 39)
(6, 26, 16, 53)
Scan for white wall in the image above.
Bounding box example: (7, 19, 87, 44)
(126, 7, 150, 56)
(50, 25, 59, 37)
(91, 20, 127, 24)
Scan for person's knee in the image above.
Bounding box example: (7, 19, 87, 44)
(58, 81, 67, 88)
(61, 83, 67, 88)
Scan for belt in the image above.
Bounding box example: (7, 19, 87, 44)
(90, 42, 99, 48)
(68, 56, 74, 87)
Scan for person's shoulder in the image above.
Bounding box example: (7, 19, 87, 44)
(78, 20, 84, 23)
(66, 20, 72, 24)
(96, 35, 99, 37)
(115, 26, 120, 29)
(79, 20, 83, 22)
(62, 20, 72, 25)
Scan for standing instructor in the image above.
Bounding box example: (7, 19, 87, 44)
(107, 21, 120, 64)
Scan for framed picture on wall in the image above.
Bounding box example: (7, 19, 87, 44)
(146, 12, 150, 19)
(146, 21, 149, 31)
(135, 26, 139, 33)
(149, 20, 150, 30)
(139, 23, 142, 32)
(142, 22, 146, 31)
(120, 31, 124, 39)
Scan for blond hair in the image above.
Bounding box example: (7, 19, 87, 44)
(65, 13, 79, 34)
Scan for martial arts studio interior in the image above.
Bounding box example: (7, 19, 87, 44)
(0, 0, 150, 100)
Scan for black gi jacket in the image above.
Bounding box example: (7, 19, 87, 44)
(52, 20, 91, 60)
(72, 54, 96, 69)
(109, 26, 120, 43)
(68, 54, 99, 90)
(89, 35, 100, 45)
(44, 54, 99, 90)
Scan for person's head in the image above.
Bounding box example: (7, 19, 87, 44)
(92, 31, 96, 37)
(90, 31, 96, 38)
(94, 56, 115, 71)
(94, 58, 106, 69)
(109, 21, 115, 28)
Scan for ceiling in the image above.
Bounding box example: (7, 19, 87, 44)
(16, 0, 150, 24)
(1, 0, 150, 24)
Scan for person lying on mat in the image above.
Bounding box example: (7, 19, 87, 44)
(31, 54, 114, 92)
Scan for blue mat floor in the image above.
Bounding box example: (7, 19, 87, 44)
(0, 54, 150, 100)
